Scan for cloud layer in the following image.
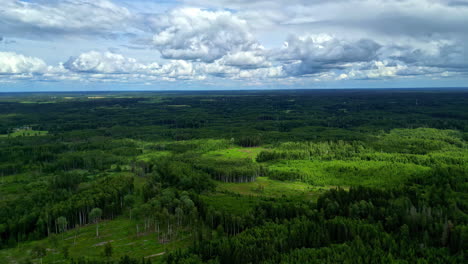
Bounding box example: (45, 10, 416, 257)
(0, 0, 467, 88)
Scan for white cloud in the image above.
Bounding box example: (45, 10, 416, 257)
(237, 66, 285, 79)
(221, 51, 271, 69)
(197, 60, 240, 77)
(337, 60, 451, 80)
(64, 51, 145, 73)
(151, 60, 201, 80)
(63, 52, 205, 81)
(0, 52, 48, 74)
(151, 8, 261, 62)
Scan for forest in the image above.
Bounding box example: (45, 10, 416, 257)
(0, 89, 466, 263)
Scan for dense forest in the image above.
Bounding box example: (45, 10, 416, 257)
(0, 89, 466, 263)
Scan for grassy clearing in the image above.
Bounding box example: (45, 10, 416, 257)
(216, 177, 330, 199)
(136, 151, 172, 162)
(204, 147, 265, 161)
(268, 160, 431, 187)
(0, 217, 189, 264)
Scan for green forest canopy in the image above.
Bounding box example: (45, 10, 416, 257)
(0, 89, 466, 263)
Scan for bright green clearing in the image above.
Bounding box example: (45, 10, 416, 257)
(216, 176, 331, 199)
(204, 147, 265, 161)
(268, 160, 431, 187)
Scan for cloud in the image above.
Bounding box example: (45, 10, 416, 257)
(1, 1, 467, 88)
(0, 36, 17, 45)
(278, 34, 381, 76)
(185, 0, 468, 44)
(386, 42, 468, 71)
(64, 51, 145, 74)
(236, 66, 285, 79)
(221, 51, 271, 69)
(444, 0, 468, 7)
(0, 52, 48, 74)
(62, 51, 207, 81)
(150, 60, 202, 80)
(0, 0, 133, 39)
(0, 51, 200, 82)
(336, 60, 455, 81)
(151, 8, 262, 62)
(197, 60, 240, 77)
(61, 50, 281, 81)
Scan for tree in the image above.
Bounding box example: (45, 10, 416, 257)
(175, 207, 183, 226)
(89, 208, 103, 237)
(56, 216, 68, 238)
(104, 242, 113, 259)
(124, 194, 135, 220)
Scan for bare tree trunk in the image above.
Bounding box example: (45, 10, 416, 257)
(167, 222, 170, 241)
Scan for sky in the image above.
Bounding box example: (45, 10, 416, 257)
(0, 0, 467, 91)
